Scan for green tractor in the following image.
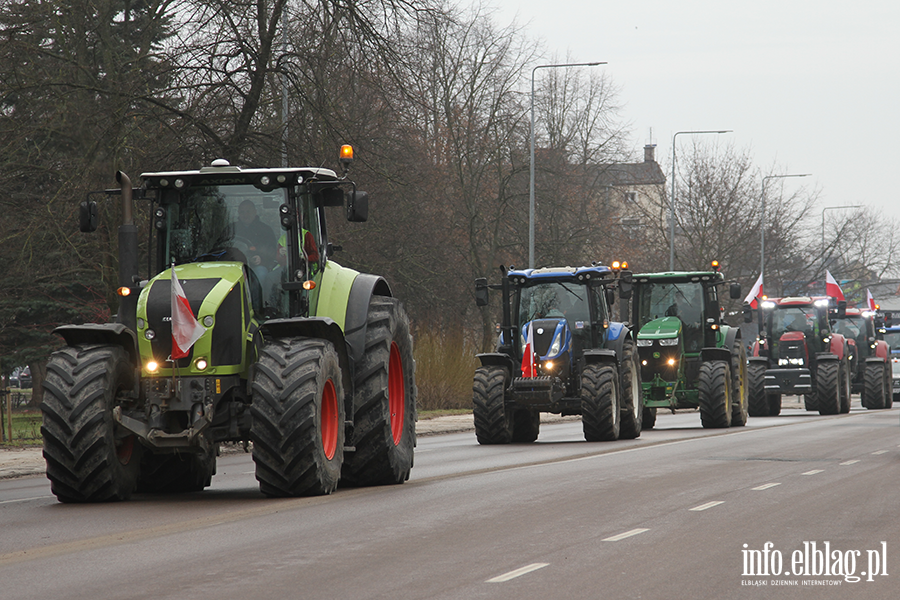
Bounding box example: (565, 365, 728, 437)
(631, 264, 747, 428)
(40, 147, 417, 502)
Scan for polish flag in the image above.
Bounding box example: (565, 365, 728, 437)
(743, 273, 764, 309)
(867, 289, 877, 311)
(171, 268, 206, 359)
(825, 270, 845, 302)
(521, 322, 536, 378)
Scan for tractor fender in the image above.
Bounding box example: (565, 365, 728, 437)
(54, 323, 139, 366)
(260, 317, 352, 398)
(814, 352, 839, 363)
(865, 356, 887, 365)
(343, 273, 392, 364)
(827, 334, 847, 359)
(874, 340, 890, 362)
(583, 349, 618, 366)
(476, 352, 515, 376)
(722, 325, 741, 352)
(604, 323, 633, 361)
(607, 322, 627, 342)
(701, 347, 732, 363)
(748, 356, 768, 366)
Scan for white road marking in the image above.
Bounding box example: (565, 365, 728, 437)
(0, 496, 50, 505)
(839, 460, 860, 465)
(872, 450, 888, 455)
(690, 501, 725, 511)
(802, 469, 824, 475)
(602, 528, 649, 542)
(751, 483, 781, 491)
(487, 563, 550, 583)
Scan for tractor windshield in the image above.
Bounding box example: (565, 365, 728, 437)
(882, 330, 900, 351)
(769, 306, 817, 338)
(834, 316, 866, 346)
(160, 185, 285, 269)
(635, 282, 704, 329)
(518, 282, 591, 333)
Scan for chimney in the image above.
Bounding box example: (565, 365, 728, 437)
(644, 144, 656, 163)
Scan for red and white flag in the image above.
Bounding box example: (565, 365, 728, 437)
(743, 273, 764, 308)
(171, 268, 206, 359)
(521, 322, 536, 378)
(867, 288, 877, 311)
(825, 270, 845, 302)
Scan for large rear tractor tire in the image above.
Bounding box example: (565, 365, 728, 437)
(862, 362, 888, 410)
(839, 358, 852, 413)
(473, 366, 513, 444)
(511, 408, 540, 443)
(730, 341, 749, 426)
(747, 362, 768, 417)
(40, 345, 141, 503)
(342, 296, 417, 486)
(699, 360, 732, 429)
(581, 364, 620, 442)
(137, 443, 217, 493)
(816, 360, 841, 415)
(251, 338, 345, 496)
(618, 339, 643, 439)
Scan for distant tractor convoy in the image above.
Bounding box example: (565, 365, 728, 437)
(41, 148, 417, 502)
(36, 147, 894, 497)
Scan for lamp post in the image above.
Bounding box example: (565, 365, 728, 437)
(760, 173, 811, 285)
(821, 204, 863, 258)
(529, 61, 605, 268)
(669, 129, 732, 270)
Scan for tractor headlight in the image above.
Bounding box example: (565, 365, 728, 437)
(659, 338, 679, 346)
(636, 339, 652, 347)
(548, 331, 563, 356)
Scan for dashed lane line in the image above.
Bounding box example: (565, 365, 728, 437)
(690, 501, 725, 511)
(872, 450, 888, 455)
(0, 496, 50, 505)
(486, 563, 549, 583)
(839, 460, 860, 466)
(602, 528, 649, 542)
(802, 469, 824, 475)
(751, 483, 781, 491)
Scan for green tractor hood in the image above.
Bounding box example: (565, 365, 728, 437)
(638, 316, 683, 340)
(136, 262, 254, 377)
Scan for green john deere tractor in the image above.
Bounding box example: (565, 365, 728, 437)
(40, 147, 417, 502)
(631, 264, 747, 428)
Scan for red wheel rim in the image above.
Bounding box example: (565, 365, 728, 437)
(388, 342, 405, 445)
(321, 379, 339, 460)
(117, 435, 135, 465)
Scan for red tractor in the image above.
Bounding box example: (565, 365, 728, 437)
(832, 307, 892, 409)
(746, 296, 851, 415)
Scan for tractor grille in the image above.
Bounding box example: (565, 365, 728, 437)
(146, 278, 219, 367)
(529, 319, 561, 357)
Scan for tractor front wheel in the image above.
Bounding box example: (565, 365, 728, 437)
(473, 366, 513, 444)
(618, 339, 643, 439)
(342, 296, 417, 486)
(862, 362, 888, 410)
(730, 341, 748, 426)
(40, 345, 141, 503)
(698, 360, 732, 429)
(251, 338, 345, 496)
(581, 364, 620, 442)
(642, 407, 657, 429)
(816, 360, 841, 415)
(747, 362, 768, 417)
(839, 359, 852, 414)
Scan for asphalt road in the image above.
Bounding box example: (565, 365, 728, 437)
(1, 400, 898, 600)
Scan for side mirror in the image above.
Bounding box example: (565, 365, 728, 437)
(742, 303, 754, 324)
(606, 288, 616, 307)
(347, 191, 369, 222)
(475, 278, 489, 307)
(618, 271, 633, 300)
(79, 201, 98, 232)
(729, 282, 742, 299)
(837, 300, 847, 318)
(884, 312, 893, 327)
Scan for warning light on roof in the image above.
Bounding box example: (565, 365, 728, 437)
(711, 260, 720, 271)
(340, 145, 354, 163)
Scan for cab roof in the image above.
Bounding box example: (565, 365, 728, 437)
(633, 271, 724, 283)
(141, 160, 338, 190)
(507, 265, 614, 283)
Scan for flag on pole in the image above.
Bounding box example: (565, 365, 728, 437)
(521, 322, 536, 378)
(825, 270, 845, 302)
(867, 288, 877, 311)
(743, 273, 764, 308)
(171, 268, 206, 359)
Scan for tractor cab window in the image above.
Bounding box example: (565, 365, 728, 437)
(636, 281, 704, 351)
(834, 316, 865, 345)
(882, 330, 900, 351)
(518, 282, 591, 340)
(770, 307, 816, 338)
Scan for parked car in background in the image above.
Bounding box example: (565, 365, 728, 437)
(17, 367, 31, 389)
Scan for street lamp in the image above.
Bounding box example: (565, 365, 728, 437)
(760, 173, 811, 285)
(821, 204, 863, 255)
(529, 61, 605, 268)
(669, 129, 732, 270)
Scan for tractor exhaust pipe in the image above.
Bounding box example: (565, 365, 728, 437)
(115, 171, 139, 331)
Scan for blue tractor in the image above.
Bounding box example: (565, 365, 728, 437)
(472, 264, 640, 443)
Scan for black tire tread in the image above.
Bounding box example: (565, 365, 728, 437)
(618, 339, 643, 439)
(473, 366, 512, 444)
(698, 360, 731, 428)
(816, 360, 841, 415)
(581, 364, 619, 442)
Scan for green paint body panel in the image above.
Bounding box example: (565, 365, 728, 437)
(310, 260, 359, 330)
(136, 262, 252, 378)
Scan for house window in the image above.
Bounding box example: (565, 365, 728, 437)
(621, 217, 642, 228)
(624, 191, 637, 203)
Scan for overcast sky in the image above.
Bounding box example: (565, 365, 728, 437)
(484, 0, 900, 222)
